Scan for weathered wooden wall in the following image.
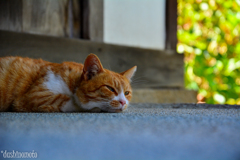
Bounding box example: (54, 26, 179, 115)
(0, 0, 80, 38)
(0, 0, 177, 49)
(0, 0, 23, 32)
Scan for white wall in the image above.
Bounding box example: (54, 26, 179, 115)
(104, 0, 166, 50)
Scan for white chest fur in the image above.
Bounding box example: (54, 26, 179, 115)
(44, 70, 71, 96)
(43, 70, 77, 112)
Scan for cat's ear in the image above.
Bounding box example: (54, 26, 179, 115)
(83, 54, 104, 80)
(121, 66, 137, 82)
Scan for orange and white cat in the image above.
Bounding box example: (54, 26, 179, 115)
(0, 54, 137, 113)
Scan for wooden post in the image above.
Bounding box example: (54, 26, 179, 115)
(80, 0, 90, 39)
(165, 0, 178, 51)
(80, 0, 103, 42)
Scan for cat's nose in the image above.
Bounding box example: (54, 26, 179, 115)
(119, 100, 126, 106)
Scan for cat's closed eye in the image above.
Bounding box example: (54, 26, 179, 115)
(106, 86, 115, 93)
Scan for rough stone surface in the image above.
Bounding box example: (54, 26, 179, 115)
(0, 103, 240, 160)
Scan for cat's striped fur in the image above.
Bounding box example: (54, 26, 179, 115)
(0, 54, 137, 112)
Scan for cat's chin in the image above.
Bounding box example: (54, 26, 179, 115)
(78, 99, 127, 113)
(102, 105, 127, 113)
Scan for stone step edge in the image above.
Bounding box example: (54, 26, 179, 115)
(132, 89, 197, 103)
(129, 103, 240, 109)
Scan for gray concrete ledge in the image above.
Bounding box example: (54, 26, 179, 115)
(0, 103, 239, 160)
(132, 89, 197, 103)
(0, 30, 183, 88)
(132, 103, 240, 109)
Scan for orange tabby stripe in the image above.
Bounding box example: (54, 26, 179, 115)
(49, 94, 62, 106)
(37, 98, 52, 108)
(58, 96, 70, 108)
(31, 94, 53, 101)
(8, 70, 21, 98)
(2, 65, 11, 105)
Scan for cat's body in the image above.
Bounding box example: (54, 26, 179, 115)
(0, 54, 136, 112)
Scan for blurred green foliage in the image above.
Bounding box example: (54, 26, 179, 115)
(177, 0, 240, 104)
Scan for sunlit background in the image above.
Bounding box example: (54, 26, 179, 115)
(177, 0, 240, 104)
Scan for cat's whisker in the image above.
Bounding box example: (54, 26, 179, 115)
(131, 83, 148, 86)
(132, 80, 149, 84)
(132, 79, 148, 82)
(107, 64, 111, 70)
(131, 79, 150, 86)
(132, 78, 146, 82)
(132, 77, 147, 82)
(132, 76, 147, 80)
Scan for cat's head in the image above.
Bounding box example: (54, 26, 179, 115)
(75, 54, 137, 113)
